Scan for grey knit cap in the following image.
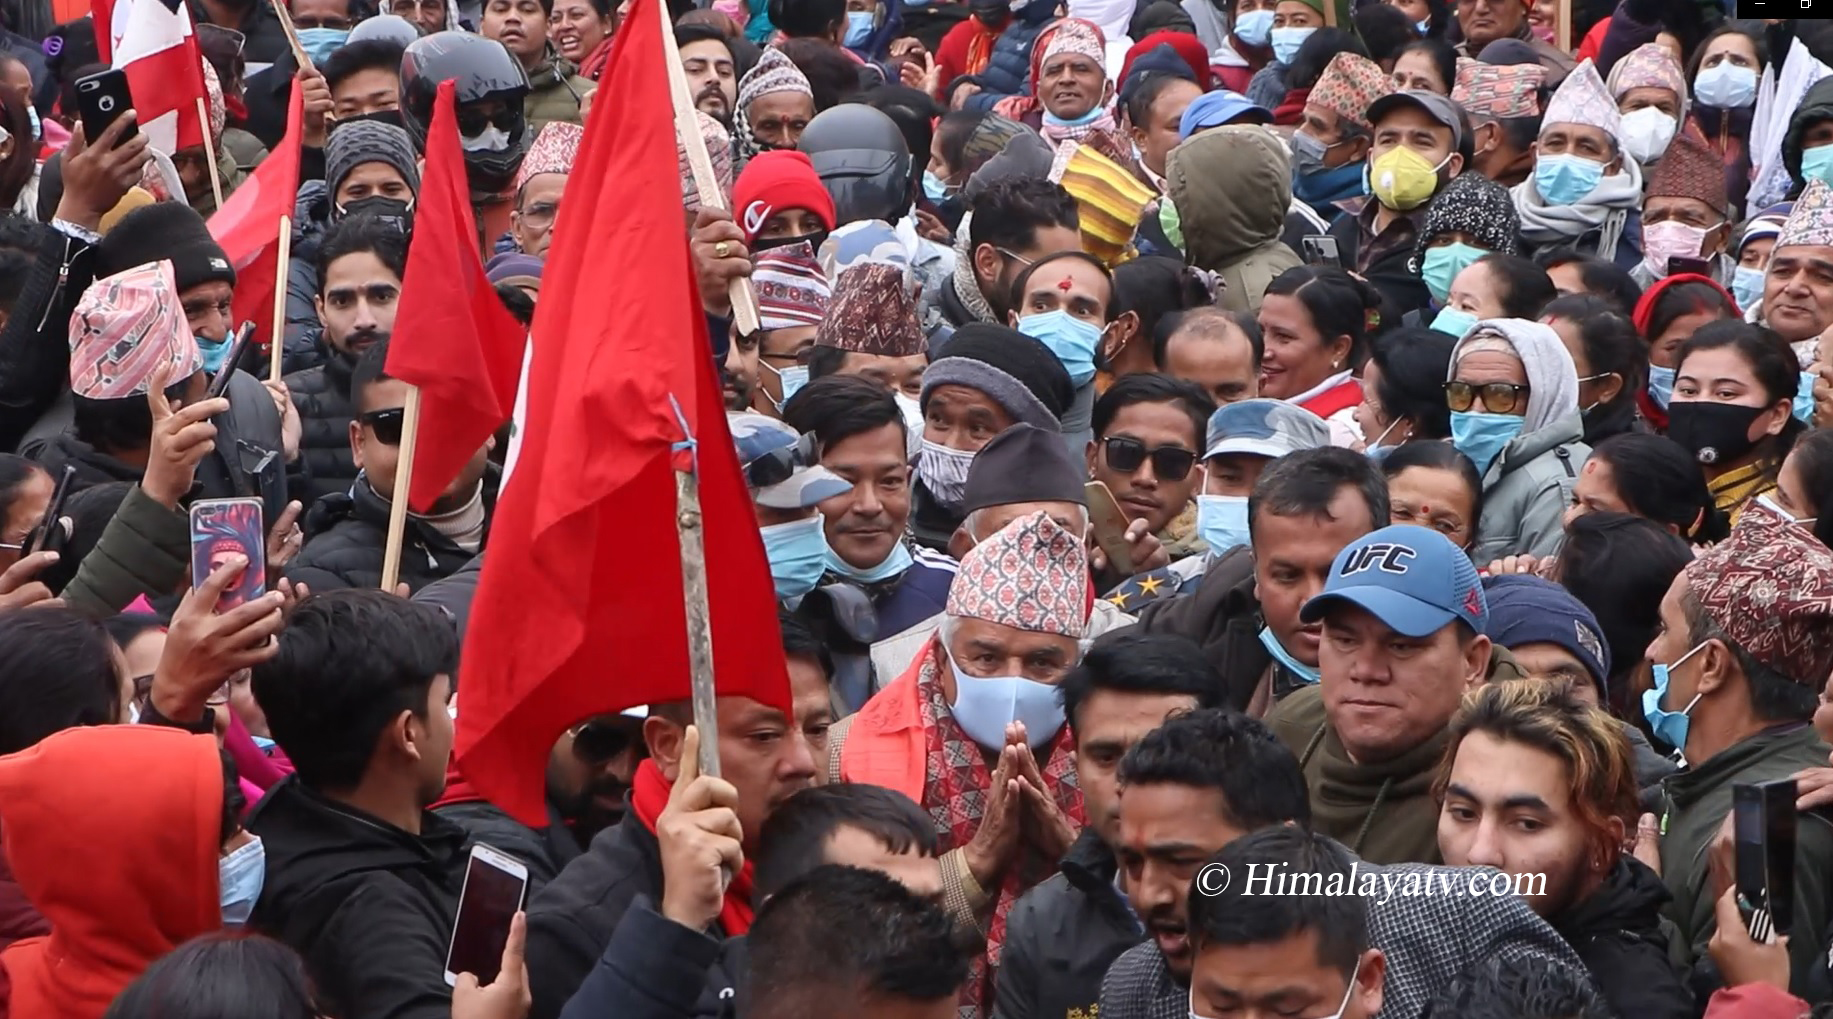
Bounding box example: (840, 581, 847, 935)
(326, 120, 422, 199)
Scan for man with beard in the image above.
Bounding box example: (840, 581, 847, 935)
(286, 215, 405, 506)
(939, 176, 1081, 330)
(678, 23, 737, 122)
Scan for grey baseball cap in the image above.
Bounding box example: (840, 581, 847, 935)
(729, 413, 853, 510)
(1367, 89, 1466, 150)
(1203, 399, 1333, 461)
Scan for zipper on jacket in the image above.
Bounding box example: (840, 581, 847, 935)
(36, 234, 79, 332)
(1556, 446, 1576, 478)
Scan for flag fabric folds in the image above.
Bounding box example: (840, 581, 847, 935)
(106, 0, 209, 153)
(207, 84, 302, 357)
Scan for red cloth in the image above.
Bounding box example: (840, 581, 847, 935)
(627, 759, 756, 934)
(578, 33, 614, 81)
(1577, 16, 1608, 64)
(1120, 31, 1211, 89)
(1273, 86, 1310, 126)
(0, 727, 223, 1019)
(1299, 377, 1363, 420)
(1702, 984, 1811, 1019)
(729, 150, 837, 243)
(452, 0, 792, 828)
(385, 79, 527, 513)
(1212, 63, 1252, 93)
(208, 79, 302, 358)
(99, 0, 208, 150)
(935, 15, 1001, 97)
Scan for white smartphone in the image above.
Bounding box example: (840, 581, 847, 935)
(443, 843, 530, 987)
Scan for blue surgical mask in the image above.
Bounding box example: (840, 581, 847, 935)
(1233, 8, 1274, 48)
(843, 10, 874, 47)
(1796, 370, 1818, 423)
(296, 26, 350, 66)
(1694, 62, 1757, 109)
(1641, 642, 1706, 755)
(945, 654, 1067, 752)
(1415, 18, 1430, 33)
(197, 334, 230, 374)
(1196, 493, 1249, 560)
(1269, 25, 1314, 65)
(1450, 410, 1525, 476)
(1533, 152, 1606, 206)
(251, 734, 277, 753)
(760, 513, 831, 600)
(1363, 419, 1404, 461)
(1429, 305, 1478, 338)
(219, 835, 266, 926)
(922, 169, 951, 203)
(1421, 242, 1486, 304)
(759, 359, 809, 411)
(824, 539, 913, 583)
(1018, 309, 1102, 387)
(1647, 363, 1677, 409)
(1730, 264, 1765, 310)
(1804, 145, 1833, 188)
(1042, 106, 1106, 130)
(25, 104, 38, 142)
(1257, 626, 1319, 684)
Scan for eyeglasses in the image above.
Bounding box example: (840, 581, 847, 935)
(362, 408, 406, 445)
(570, 718, 638, 762)
(456, 104, 519, 138)
(1444, 380, 1532, 414)
(517, 199, 559, 229)
(996, 247, 1034, 267)
(742, 432, 819, 489)
(1101, 436, 1197, 481)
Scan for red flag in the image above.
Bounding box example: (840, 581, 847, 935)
(453, 0, 790, 826)
(385, 80, 526, 513)
(208, 84, 302, 356)
(108, 0, 209, 153)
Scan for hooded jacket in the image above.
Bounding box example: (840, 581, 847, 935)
(1453, 319, 1592, 563)
(1165, 126, 1302, 315)
(1784, 77, 1833, 195)
(1133, 545, 1273, 712)
(0, 727, 224, 1019)
(1549, 857, 1693, 1019)
(524, 56, 594, 132)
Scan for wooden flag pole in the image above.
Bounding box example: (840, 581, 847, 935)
(269, 214, 292, 381)
(268, 0, 313, 69)
(197, 97, 225, 213)
(1556, 0, 1572, 54)
(674, 466, 721, 779)
(379, 385, 423, 592)
(657, 0, 760, 337)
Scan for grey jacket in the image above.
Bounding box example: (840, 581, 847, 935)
(1469, 411, 1589, 564)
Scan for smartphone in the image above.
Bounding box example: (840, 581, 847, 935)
(1084, 480, 1134, 575)
(1734, 779, 1797, 940)
(189, 498, 265, 612)
(22, 464, 76, 557)
(206, 323, 257, 398)
(73, 68, 137, 148)
(1667, 256, 1712, 279)
(1302, 235, 1341, 268)
(445, 844, 530, 987)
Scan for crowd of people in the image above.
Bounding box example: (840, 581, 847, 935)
(2, 0, 1833, 1016)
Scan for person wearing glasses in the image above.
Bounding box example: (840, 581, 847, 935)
(1084, 373, 1214, 572)
(1444, 318, 1590, 564)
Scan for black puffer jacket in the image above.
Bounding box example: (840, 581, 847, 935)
(284, 350, 360, 506)
(995, 829, 1143, 1019)
(1549, 857, 1693, 1019)
(284, 467, 497, 594)
(0, 227, 97, 454)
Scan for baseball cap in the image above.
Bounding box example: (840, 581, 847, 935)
(1178, 89, 1273, 141)
(728, 413, 853, 510)
(1300, 525, 1488, 637)
(1366, 90, 1465, 150)
(1482, 574, 1611, 696)
(1203, 399, 1332, 461)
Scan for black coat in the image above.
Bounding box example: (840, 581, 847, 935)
(284, 351, 360, 507)
(554, 896, 742, 1019)
(1550, 857, 1694, 1019)
(0, 228, 96, 454)
(284, 466, 496, 594)
(432, 798, 582, 902)
(1133, 547, 1276, 712)
(994, 829, 1144, 1019)
(247, 776, 472, 1019)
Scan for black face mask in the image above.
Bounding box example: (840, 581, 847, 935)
(330, 108, 408, 134)
(336, 195, 415, 236)
(751, 229, 830, 256)
(1665, 401, 1769, 466)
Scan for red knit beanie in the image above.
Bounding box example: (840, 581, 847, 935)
(730, 150, 838, 244)
(1120, 31, 1212, 91)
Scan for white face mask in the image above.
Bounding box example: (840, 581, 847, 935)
(1621, 107, 1677, 166)
(460, 125, 512, 153)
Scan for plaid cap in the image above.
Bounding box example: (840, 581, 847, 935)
(1203, 399, 1331, 460)
(752, 241, 831, 331)
(1483, 575, 1611, 696)
(680, 110, 733, 214)
(1453, 60, 1544, 121)
(1684, 502, 1833, 686)
(1301, 525, 1488, 637)
(1542, 58, 1619, 137)
(1309, 53, 1390, 134)
(68, 260, 201, 400)
(946, 510, 1089, 638)
(1647, 121, 1727, 216)
(1053, 141, 1156, 265)
(815, 262, 924, 356)
(1607, 42, 1686, 103)
(515, 121, 583, 192)
(729, 412, 852, 509)
(1777, 180, 1833, 251)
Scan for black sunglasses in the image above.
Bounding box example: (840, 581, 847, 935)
(572, 718, 639, 762)
(361, 408, 406, 445)
(1102, 436, 1197, 481)
(742, 432, 819, 489)
(1444, 380, 1532, 415)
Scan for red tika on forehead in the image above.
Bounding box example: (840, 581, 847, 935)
(1057, 276, 1074, 291)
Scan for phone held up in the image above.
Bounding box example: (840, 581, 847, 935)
(1733, 778, 1797, 943)
(74, 68, 137, 148)
(1302, 235, 1341, 269)
(1084, 480, 1134, 575)
(445, 844, 529, 987)
(189, 498, 265, 613)
(21, 464, 77, 557)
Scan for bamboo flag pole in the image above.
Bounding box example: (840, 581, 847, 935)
(674, 464, 721, 780)
(1556, 0, 1572, 54)
(268, 0, 313, 69)
(658, 0, 760, 337)
(379, 386, 423, 592)
(268, 215, 293, 381)
(197, 97, 225, 212)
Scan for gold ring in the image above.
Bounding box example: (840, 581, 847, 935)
(714, 240, 731, 258)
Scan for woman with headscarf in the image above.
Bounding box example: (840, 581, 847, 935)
(732, 46, 816, 172)
(1445, 318, 1592, 562)
(1408, 171, 1520, 326)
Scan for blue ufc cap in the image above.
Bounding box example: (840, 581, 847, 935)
(1300, 525, 1488, 637)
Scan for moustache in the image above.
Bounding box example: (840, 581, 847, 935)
(1143, 904, 1184, 933)
(695, 83, 727, 106)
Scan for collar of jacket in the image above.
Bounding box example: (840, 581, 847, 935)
(1663, 721, 1820, 813)
(527, 53, 579, 89)
(326, 346, 360, 395)
(1547, 856, 1671, 945)
(1059, 826, 1120, 894)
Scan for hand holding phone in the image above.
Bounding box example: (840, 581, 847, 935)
(1734, 779, 1797, 941)
(446, 845, 530, 987)
(22, 465, 76, 558)
(206, 323, 258, 398)
(73, 69, 137, 149)
(190, 498, 266, 613)
(1302, 235, 1341, 269)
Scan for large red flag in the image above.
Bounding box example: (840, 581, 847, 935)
(208, 84, 302, 357)
(105, 0, 209, 153)
(452, 0, 790, 826)
(385, 80, 526, 513)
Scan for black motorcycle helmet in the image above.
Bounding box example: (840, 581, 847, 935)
(399, 32, 532, 195)
(797, 104, 913, 227)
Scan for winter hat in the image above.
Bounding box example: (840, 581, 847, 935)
(326, 119, 421, 198)
(1054, 142, 1156, 265)
(1606, 43, 1687, 111)
(1308, 53, 1390, 135)
(960, 423, 1088, 517)
(1684, 504, 1833, 687)
(922, 323, 1074, 429)
(947, 510, 1089, 638)
(1541, 58, 1618, 138)
(1776, 179, 1833, 251)
(1476, 38, 1540, 67)
(1737, 202, 1793, 257)
(733, 47, 812, 163)
(817, 219, 908, 279)
(1119, 31, 1208, 91)
(962, 130, 1055, 205)
(816, 262, 923, 356)
(752, 241, 831, 331)
(1482, 574, 1612, 697)
(1448, 319, 1579, 437)
(1646, 122, 1727, 217)
(513, 121, 583, 192)
(95, 202, 235, 292)
(69, 260, 201, 400)
(732, 149, 837, 244)
(484, 252, 544, 292)
(1453, 60, 1544, 121)
(1412, 171, 1520, 271)
(1118, 45, 1196, 109)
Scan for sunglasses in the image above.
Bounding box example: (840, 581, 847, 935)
(362, 408, 406, 445)
(742, 432, 819, 489)
(1444, 380, 1532, 415)
(571, 718, 638, 762)
(455, 105, 519, 138)
(1101, 436, 1197, 481)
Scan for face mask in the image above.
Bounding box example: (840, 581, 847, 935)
(25, 105, 38, 142)
(461, 124, 512, 153)
(759, 359, 809, 410)
(825, 539, 913, 583)
(844, 10, 874, 46)
(197, 334, 230, 374)
(971, 5, 1009, 28)
(1647, 363, 1676, 409)
(1797, 370, 1819, 424)
(1641, 220, 1714, 280)
(1290, 130, 1331, 177)
(1257, 626, 1320, 684)
(1234, 8, 1274, 47)
(1269, 25, 1314, 65)
(1292, 161, 1367, 205)
(251, 734, 277, 753)
(946, 654, 1067, 752)
(894, 390, 924, 434)
(759, 513, 831, 600)
(1042, 106, 1106, 130)
(922, 169, 951, 203)
(1802, 145, 1833, 187)
(1641, 641, 1706, 753)
(1196, 493, 1249, 559)
(1533, 152, 1606, 206)
(1694, 62, 1757, 109)
(334, 108, 408, 132)
(1368, 146, 1449, 211)
(1018, 309, 1101, 387)
(297, 26, 349, 65)
(753, 229, 831, 256)
(1416, 17, 1430, 33)
(1429, 305, 1478, 338)
(219, 835, 266, 926)
(1450, 410, 1525, 475)
(1755, 492, 1819, 528)
(1420, 243, 1485, 304)
(1665, 400, 1767, 466)
(334, 194, 414, 233)
(918, 439, 976, 508)
(1621, 108, 1677, 166)
(1363, 418, 1405, 460)
(1731, 265, 1765, 310)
